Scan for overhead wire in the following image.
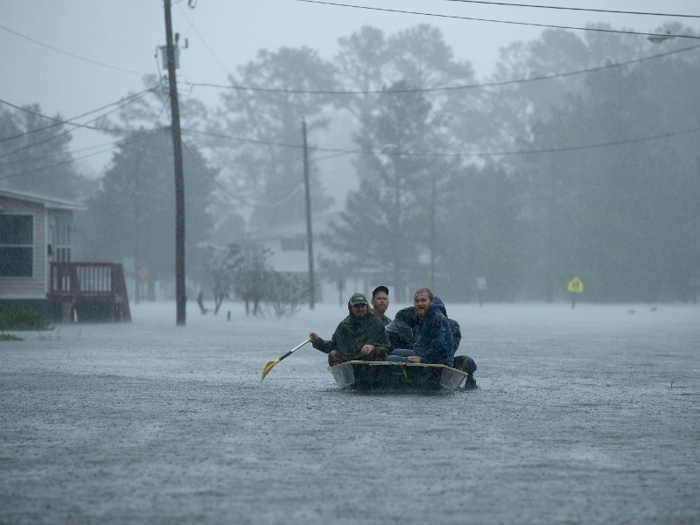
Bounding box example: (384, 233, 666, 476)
(182, 125, 700, 159)
(184, 42, 700, 95)
(294, 0, 700, 40)
(0, 88, 157, 144)
(0, 89, 157, 161)
(180, 139, 306, 207)
(3, 3, 698, 182)
(0, 131, 154, 182)
(1, 99, 170, 182)
(0, 23, 148, 76)
(0, 138, 129, 168)
(431, 0, 700, 19)
(176, 2, 232, 77)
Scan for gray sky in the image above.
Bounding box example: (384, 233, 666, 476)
(2, 0, 700, 181)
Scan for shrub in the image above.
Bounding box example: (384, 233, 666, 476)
(0, 307, 50, 331)
(266, 271, 308, 318)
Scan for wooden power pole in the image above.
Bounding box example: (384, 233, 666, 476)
(302, 119, 315, 309)
(163, 0, 187, 325)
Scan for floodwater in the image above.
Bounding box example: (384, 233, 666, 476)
(1, 301, 698, 524)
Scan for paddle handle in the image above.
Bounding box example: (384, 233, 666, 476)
(278, 338, 311, 363)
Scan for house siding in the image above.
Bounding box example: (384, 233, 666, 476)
(0, 197, 46, 298)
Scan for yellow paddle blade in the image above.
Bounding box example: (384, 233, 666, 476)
(261, 359, 281, 382)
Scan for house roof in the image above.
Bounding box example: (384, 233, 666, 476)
(0, 188, 86, 211)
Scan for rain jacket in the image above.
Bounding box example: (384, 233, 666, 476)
(387, 298, 461, 352)
(386, 307, 419, 350)
(413, 302, 454, 366)
(312, 309, 390, 361)
(434, 297, 461, 351)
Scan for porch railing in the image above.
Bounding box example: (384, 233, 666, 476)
(49, 262, 131, 322)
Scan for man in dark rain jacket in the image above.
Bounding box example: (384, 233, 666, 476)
(386, 288, 454, 366)
(309, 293, 390, 367)
(386, 296, 461, 352)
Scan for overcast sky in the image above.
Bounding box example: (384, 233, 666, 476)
(2, 0, 700, 180)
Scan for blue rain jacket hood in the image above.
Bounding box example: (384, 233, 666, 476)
(413, 302, 454, 366)
(433, 297, 461, 351)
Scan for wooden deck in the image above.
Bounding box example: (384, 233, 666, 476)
(48, 262, 131, 322)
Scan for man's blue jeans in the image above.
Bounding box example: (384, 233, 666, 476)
(386, 348, 420, 363)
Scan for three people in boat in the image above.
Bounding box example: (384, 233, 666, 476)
(309, 292, 391, 367)
(311, 287, 476, 378)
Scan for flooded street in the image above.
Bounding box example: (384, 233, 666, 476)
(1, 302, 698, 524)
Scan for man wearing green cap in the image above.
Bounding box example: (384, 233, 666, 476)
(309, 292, 390, 367)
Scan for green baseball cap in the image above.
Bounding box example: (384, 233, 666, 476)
(348, 293, 369, 306)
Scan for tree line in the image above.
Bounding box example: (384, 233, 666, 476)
(1, 21, 699, 303)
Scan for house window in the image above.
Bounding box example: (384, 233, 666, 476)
(281, 237, 306, 251)
(0, 214, 33, 277)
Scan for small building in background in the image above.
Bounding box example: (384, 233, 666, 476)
(0, 188, 130, 322)
(253, 210, 385, 307)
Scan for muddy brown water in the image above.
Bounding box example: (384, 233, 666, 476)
(1, 303, 698, 524)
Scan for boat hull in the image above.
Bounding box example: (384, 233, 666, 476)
(329, 361, 472, 391)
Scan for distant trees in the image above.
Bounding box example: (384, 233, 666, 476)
(211, 47, 335, 230)
(519, 64, 698, 301)
(10, 22, 700, 303)
(326, 26, 477, 301)
(78, 129, 216, 298)
(440, 164, 522, 302)
(0, 104, 86, 200)
(325, 23, 700, 302)
(325, 82, 451, 301)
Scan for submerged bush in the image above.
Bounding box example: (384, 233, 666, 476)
(0, 307, 50, 331)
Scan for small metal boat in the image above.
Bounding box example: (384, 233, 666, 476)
(329, 360, 476, 392)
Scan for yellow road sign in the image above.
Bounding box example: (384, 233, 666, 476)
(568, 277, 583, 293)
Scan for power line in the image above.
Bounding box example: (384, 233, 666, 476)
(176, 2, 232, 77)
(184, 43, 700, 95)
(0, 138, 125, 168)
(6, 122, 698, 184)
(0, 90, 155, 161)
(295, 1, 700, 40)
(0, 88, 156, 144)
(183, 125, 700, 159)
(0, 23, 148, 76)
(432, 0, 700, 19)
(0, 131, 153, 182)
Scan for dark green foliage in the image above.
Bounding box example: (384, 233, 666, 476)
(0, 307, 49, 331)
(325, 81, 453, 301)
(0, 104, 87, 200)
(266, 271, 308, 318)
(516, 51, 700, 301)
(211, 47, 335, 230)
(325, 23, 700, 302)
(77, 129, 215, 286)
(440, 164, 523, 302)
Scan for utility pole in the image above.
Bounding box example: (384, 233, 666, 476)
(163, 0, 187, 325)
(302, 119, 315, 309)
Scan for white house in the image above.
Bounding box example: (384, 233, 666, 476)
(252, 209, 389, 306)
(0, 188, 130, 321)
(0, 188, 84, 314)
